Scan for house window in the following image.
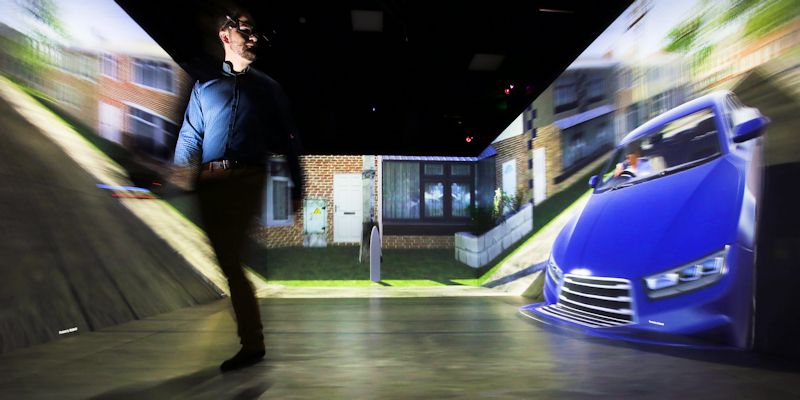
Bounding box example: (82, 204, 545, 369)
(101, 53, 117, 79)
(562, 132, 587, 169)
(383, 161, 474, 223)
(56, 84, 79, 107)
(652, 92, 669, 117)
(127, 106, 178, 161)
(554, 75, 577, 113)
(263, 160, 293, 226)
(383, 162, 420, 219)
(586, 76, 604, 101)
(627, 103, 640, 132)
(424, 182, 444, 217)
(451, 182, 471, 217)
(451, 164, 470, 176)
(63, 52, 97, 80)
(132, 58, 174, 93)
(424, 163, 444, 176)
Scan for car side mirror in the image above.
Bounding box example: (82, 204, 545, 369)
(732, 107, 769, 143)
(588, 175, 599, 188)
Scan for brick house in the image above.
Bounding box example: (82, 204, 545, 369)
(45, 47, 100, 132)
(252, 99, 537, 251)
(0, 23, 193, 167)
(527, 59, 619, 204)
(491, 114, 532, 205)
(254, 149, 506, 250)
(96, 52, 193, 162)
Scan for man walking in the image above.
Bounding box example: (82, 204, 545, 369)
(172, 9, 302, 372)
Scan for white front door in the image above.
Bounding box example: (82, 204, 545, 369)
(98, 102, 123, 144)
(333, 173, 363, 243)
(533, 148, 546, 204)
(502, 159, 516, 197)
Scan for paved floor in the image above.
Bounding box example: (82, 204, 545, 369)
(1, 295, 798, 399)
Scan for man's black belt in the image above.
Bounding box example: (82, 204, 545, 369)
(201, 160, 265, 171)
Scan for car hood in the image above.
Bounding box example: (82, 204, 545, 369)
(553, 157, 743, 279)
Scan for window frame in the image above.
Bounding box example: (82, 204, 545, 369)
(586, 75, 604, 102)
(131, 58, 175, 94)
(261, 159, 295, 227)
(554, 74, 578, 113)
(126, 105, 178, 161)
(264, 175, 294, 227)
(101, 53, 118, 79)
(382, 160, 476, 232)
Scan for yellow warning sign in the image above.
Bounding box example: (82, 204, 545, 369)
(313, 208, 322, 215)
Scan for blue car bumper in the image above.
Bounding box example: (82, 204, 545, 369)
(523, 245, 754, 349)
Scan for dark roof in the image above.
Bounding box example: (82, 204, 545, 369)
(115, 0, 631, 156)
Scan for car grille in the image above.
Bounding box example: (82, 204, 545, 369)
(538, 274, 635, 328)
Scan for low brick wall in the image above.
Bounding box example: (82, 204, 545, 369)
(454, 204, 533, 268)
(383, 235, 454, 249)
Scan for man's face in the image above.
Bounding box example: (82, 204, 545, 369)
(626, 152, 637, 166)
(225, 17, 258, 61)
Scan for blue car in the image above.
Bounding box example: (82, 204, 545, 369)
(520, 91, 768, 348)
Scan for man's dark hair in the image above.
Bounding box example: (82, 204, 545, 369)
(217, 8, 256, 32)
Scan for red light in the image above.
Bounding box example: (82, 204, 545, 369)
(466, 136, 473, 143)
(504, 88, 510, 95)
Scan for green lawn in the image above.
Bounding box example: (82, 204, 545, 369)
(246, 245, 480, 286)
(530, 166, 602, 233)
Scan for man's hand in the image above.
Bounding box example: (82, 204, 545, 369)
(168, 165, 198, 192)
(613, 163, 623, 177)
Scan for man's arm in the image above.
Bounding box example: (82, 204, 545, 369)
(273, 83, 304, 209)
(171, 82, 205, 191)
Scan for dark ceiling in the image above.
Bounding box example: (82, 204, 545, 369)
(115, 0, 632, 156)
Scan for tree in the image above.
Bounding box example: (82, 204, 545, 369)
(8, 0, 67, 78)
(663, 0, 799, 70)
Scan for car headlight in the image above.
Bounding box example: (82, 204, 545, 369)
(547, 254, 563, 283)
(644, 247, 728, 299)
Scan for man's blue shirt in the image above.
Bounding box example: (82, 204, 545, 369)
(174, 62, 298, 166)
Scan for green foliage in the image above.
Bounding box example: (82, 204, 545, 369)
(693, 44, 717, 69)
(467, 189, 526, 235)
(20, 0, 66, 38)
(664, 0, 798, 70)
(744, 0, 800, 38)
(467, 205, 495, 235)
(493, 188, 523, 216)
(664, 16, 703, 53)
(720, 0, 764, 25)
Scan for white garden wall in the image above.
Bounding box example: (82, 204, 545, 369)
(454, 204, 533, 268)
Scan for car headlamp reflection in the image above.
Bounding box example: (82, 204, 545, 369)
(644, 246, 729, 299)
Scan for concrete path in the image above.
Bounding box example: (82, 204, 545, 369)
(484, 193, 591, 295)
(255, 284, 511, 298)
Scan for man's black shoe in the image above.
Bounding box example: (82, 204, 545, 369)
(220, 348, 266, 372)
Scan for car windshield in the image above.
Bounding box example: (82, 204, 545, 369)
(595, 108, 721, 192)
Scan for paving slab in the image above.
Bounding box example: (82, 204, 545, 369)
(0, 296, 798, 399)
